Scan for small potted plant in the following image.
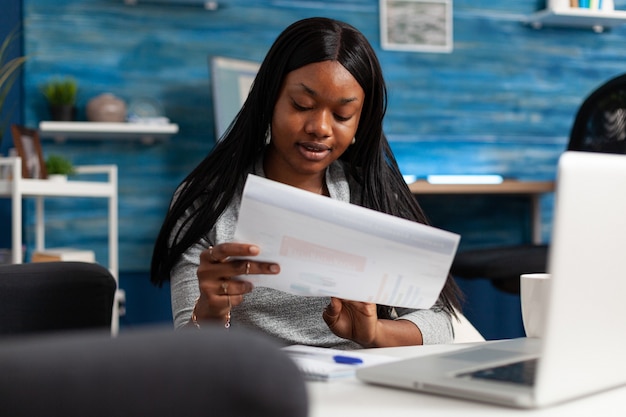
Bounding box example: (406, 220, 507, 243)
(45, 154, 75, 181)
(41, 77, 78, 121)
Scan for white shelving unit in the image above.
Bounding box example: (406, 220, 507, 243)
(39, 121, 179, 144)
(0, 157, 122, 335)
(526, 7, 626, 32)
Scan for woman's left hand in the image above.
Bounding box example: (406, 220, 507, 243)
(322, 297, 424, 348)
(322, 298, 379, 347)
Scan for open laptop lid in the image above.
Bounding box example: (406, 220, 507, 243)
(535, 151, 626, 406)
(356, 151, 626, 408)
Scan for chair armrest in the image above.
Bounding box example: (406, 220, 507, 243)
(74, 165, 117, 175)
(0, 157, 18, 167)
(73, 165, 117, 184)
(0, 158, 21, 187)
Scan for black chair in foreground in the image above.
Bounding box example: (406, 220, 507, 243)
(0, 261, 116, 336)
(450, 72, 626, 294)
(0, 326, 309, 417)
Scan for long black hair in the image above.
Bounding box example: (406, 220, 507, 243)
(151, 17, 462, 316)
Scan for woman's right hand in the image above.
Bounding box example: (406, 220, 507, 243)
(191, 242, 280, 327)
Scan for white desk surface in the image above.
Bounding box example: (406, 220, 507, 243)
(306, 343, 626, 417)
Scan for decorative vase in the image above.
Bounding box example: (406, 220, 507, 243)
(86, 93, 127, 122)
(47, 174, 68, 182)
(49, 104, 77, 121)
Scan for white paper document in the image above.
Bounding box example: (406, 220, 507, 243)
(233, 175, 460, 309)
(282, 345, 398, 381)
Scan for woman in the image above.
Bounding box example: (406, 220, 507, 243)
(151, 17, 462, 349)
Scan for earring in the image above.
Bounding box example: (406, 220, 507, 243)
(265, 125, 272, 144)
(351, 137, 356, 145)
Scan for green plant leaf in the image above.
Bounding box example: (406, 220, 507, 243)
(0, 26, 27, 147)
(45, 154, 76, 176)
(41, 77, 78, 106)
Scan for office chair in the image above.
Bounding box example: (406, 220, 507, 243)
(0, 261, 116, 336)
(0, 326, 308, 417)
(450, 72, 626, 294)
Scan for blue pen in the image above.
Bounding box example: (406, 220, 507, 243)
(332, 355, 363, 365)
(286, 348, 364, 365)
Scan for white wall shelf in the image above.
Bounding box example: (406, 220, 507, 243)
(39, 121, 179, 144)
(123, 0, 219, 10)
(526, 8, 626, 32)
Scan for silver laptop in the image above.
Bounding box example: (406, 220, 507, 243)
(357, 151, 626, 408)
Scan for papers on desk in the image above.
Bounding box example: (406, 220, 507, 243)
(282, 345, 396, 381)
(233, 175, 460, 309)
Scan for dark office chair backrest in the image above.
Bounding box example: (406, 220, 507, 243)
(0, 326, 309, 417)
(0, 262, 116, 336)
(569, 72, 626, 154)
(450, 72, 626, 295)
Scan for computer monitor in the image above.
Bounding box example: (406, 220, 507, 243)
(210, 56, 260, 140)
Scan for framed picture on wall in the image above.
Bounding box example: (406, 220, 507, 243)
(380, 0, 453, 53)
(11, 125, 48, 179)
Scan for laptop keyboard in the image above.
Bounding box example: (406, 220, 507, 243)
(462, 359, 538, 386)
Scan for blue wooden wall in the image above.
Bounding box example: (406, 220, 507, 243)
(0, 0, 24, 251)
(13, 0, 626, 337)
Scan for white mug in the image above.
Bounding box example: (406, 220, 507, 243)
(520, 273, 551, 338)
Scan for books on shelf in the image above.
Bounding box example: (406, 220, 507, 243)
(560, 0, 614, 10)
(31, 248, 95, 263)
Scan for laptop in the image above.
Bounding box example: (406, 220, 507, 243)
(357, 151, 626, 408)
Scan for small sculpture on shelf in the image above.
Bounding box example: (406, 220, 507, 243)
(41, 77, 78, 121)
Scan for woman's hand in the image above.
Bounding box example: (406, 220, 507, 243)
(192, 242, 280, 327)
(322, 297, 423, 347)
(322, 298, 379, 346)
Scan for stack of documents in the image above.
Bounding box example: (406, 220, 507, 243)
(234, 175, 460, 309)
(31, 248, 95, 263)
(282, 345, 396, 381)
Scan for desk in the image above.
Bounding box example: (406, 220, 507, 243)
(0, 157, 121, 335)
(408, 180, 555, 244)
(307, 343, 626, 416)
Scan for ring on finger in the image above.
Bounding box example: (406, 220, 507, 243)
(208, 245, 220, 263)
(221, 281, 228, 295)
(245, 261, 250, 275)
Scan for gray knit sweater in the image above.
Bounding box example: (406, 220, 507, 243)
(170, 160, 453, 348)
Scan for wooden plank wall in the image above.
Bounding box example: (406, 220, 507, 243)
(19, 0, 626, 335)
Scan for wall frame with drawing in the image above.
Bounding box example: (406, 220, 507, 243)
(380, 0, 453, 53)
(11, 125, 48, 179)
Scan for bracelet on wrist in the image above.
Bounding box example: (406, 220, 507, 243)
(191, 297, 201, 329)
